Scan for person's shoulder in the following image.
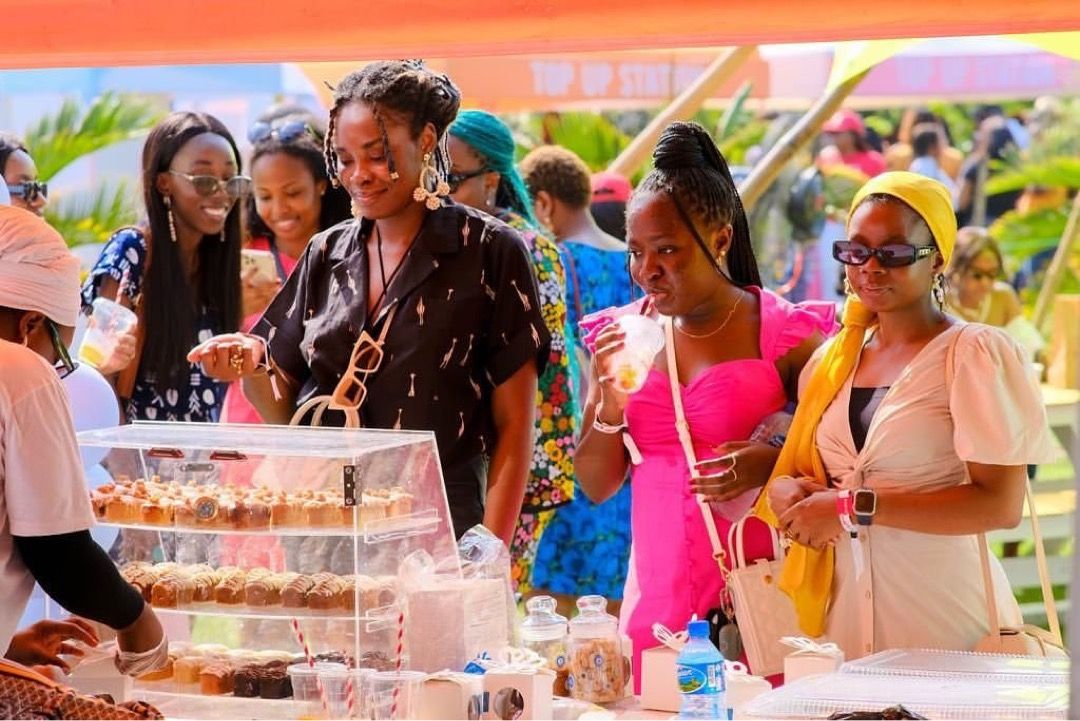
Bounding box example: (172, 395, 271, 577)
(311, 218, 361, 263)
(0, 340, 59, 403)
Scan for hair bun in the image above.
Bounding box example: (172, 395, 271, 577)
(652, 121, 717, 172)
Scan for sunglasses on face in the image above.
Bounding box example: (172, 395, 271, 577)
(247, 120, 311, 145)
(446, 168, 489, 194)
(833, 240, 936, 268)
(168, 171, 252, 199)
(7, 181, 48, 202)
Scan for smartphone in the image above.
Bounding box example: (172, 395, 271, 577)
(241, 248, 278, 283)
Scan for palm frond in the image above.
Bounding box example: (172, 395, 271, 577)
(24, 93, 163, 181)
(44, 181, 140, 248)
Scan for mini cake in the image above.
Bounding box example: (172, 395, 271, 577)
(236, 500, 271, 530)
(245, 572, 290, 607)
(258, 662, 292, 699)
(104, 495, 140, 524)
(270, 498, 301, 528)
(199, 663, 235, 695)
(215, 571, 247, 605)
(307, 574, 346, 611)
(282, 575, 315, 608)
(137, 657, 174, 682)
(233, 665, 260, 698)
(140, 499, 174, 525)
(173, 657, 204, 685)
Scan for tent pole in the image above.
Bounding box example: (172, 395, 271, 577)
(737, 69, 870, 210)
(1033, 190, 1080, 329)
(607, 45, 756, 178)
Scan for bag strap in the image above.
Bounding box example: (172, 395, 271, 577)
(664, 318, 729, 576)
(945, 324, 1063, 646)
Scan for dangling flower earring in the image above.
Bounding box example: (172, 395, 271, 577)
(164, 195, 178, 243)
(412, 152, 449, 211)
(932, 273, 946, 310)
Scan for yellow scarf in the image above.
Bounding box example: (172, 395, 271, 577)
(753, 171, 957, 636)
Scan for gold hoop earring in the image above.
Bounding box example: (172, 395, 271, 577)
(412, 152, 449, 210)
(164, 196, 178, 243)
(843, 277, 857, 298)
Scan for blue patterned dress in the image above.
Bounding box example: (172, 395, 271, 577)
(531, 240, 633, 599)
(81, 227, 226, 423)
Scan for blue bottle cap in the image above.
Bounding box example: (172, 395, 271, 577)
(687, 620, 710, 639)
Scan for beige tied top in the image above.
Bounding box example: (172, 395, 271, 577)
(799, 322, 1059, 659)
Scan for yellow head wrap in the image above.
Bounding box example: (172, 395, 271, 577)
(753, 171, 956, 636)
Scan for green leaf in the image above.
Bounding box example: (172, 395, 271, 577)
(986, 157, 1080, 195)
(24, 92, 164, 181)
(715, 81, 753, 143)
(44, 181, 140, 248)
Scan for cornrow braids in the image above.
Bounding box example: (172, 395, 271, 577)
(323, 60, 461, 189)
(636, 121, 762, 288)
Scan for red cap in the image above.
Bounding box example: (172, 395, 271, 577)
(822, 109, 865, 135)
(591, 171, 632, 204)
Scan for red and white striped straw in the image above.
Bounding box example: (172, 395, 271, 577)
(345, 675, 356, 719)
(390, 609, 405, 719)
(291, 617, 329, 716)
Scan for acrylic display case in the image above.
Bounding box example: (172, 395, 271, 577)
(78, 421, 459, 719)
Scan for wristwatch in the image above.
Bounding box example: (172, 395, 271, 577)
(836, 489, 858, 537)
(853, 488, 877, 526)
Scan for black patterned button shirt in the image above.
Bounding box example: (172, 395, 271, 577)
(252, 203, 550, 537)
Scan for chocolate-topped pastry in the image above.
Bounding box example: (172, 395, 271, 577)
(258, 663, 292, 699)
(282, 574, 315, 608)
(308, 574, 346, 610)
(245, 571, 291, 607)
(356, 650, 394, 672)
(314, 650, 352, 667)
(215, 570, 248, 605)
(236, 500, 272, 529)
(233, 665, 260, 698)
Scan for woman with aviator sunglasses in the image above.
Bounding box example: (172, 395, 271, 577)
(1, 133, 47, 217)
(81, 111, 247, 424)
(220, 112, 352, 425)
(758, 172, 1056, 658)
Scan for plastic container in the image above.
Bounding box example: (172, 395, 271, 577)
(740, 671, 1068, 719)
(521, 595, 569, 672)
(676, 619, 726, 720)
(78, 297, 137, 370)
(366, 670, 426, 720)
(840, 648, 1069, 683)
(608, 315, 664, 394)
(566, 595, 625, 704)
(319, 666, 355, 719)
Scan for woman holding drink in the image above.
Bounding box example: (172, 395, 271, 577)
(573, 122, 835, 681)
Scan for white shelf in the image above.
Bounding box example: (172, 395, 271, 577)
(96, 508, 441, 542)
(153, 603, 399, 626)
(133, 687, 308, 721)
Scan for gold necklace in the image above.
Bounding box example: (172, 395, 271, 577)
(675, 290, 745, 339)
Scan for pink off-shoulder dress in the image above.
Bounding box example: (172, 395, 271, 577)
(584, 287, 836, 684)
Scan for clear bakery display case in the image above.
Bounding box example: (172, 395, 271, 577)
(78, 421, 459, 719)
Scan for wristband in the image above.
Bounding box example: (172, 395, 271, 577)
(592, 404, 627, 434)
(836, 489, 857, 537)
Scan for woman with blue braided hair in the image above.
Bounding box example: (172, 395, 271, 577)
(448, 109, 576, 595)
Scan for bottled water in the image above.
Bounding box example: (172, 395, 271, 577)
(676, 619, 726, 719)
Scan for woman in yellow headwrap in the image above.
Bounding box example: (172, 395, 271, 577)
(755, 171, 1057, 659)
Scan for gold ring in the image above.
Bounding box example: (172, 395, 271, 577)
(228, 346, 245, 374)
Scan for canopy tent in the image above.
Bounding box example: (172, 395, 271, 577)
(295, 34, 1080, 112)
(2, 0, 1079, 70)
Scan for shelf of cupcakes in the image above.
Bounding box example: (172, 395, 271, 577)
(121, 561, 398, 618)
(90, 476, 415, 535)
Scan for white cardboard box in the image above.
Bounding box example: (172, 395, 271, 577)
(482, 670, 555, 720)
(418, 672, 485, 719)
(640, 646, 680, 712)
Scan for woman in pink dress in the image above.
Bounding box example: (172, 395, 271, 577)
(575, 122, 836, 683)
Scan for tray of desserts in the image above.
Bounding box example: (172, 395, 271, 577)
(90, 477, 415, 535)
(121, 562, 397, 617)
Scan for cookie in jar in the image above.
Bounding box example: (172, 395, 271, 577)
(566, 595, 626, 704)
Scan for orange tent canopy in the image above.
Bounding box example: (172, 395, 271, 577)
(3, 0, 1080, 69)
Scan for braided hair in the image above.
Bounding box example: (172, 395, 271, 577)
(635, 121, 762, 288)
(323, 61, 461, 190)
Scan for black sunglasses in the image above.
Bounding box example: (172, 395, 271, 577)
(833, 240, 936, 268)
(447, 168, 490, 193)
(247, 120, 311, 145)
(7, 181, 48, 203)
(168, 171, 252, 200)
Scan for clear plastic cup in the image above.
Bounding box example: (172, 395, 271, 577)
(608, 315, 664, 394)
(78, 297, 137, 370)
(288, 662, 348, 719)
(320, 666, 355, 719)
(366, 670, 425, 720)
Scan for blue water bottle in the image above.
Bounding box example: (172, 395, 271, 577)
(676, 619, 726, 719)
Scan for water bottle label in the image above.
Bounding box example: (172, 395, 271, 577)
(676, 662, 724, 695)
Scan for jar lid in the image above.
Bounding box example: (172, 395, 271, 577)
(569, 595, 618, 638)
(521, 595, 568, 642)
